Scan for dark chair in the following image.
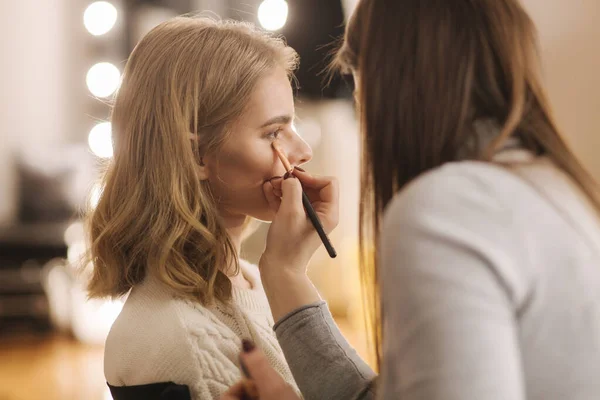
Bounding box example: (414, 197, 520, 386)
(108, 382, 191, 400)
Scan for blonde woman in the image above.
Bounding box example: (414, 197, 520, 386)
(86, 17, 321, 399)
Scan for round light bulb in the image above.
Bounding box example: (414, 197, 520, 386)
(86, 62, 120, 98)
(67, 241, 87, 266)
(258, 0, 288, 31)
(84, 1, 118, 36)
(88, 122, 113, 158)
(64, 221, 85, 246)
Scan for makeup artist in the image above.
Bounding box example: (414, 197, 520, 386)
(223, 0, 600, 399)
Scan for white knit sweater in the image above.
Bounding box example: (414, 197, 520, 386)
(104, 260, 298, 399)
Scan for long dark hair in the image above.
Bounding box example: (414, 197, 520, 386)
(332, 0, 600, 368)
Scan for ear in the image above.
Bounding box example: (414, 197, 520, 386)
(196, 158, 210, 181)
(190, 133, 210, 181)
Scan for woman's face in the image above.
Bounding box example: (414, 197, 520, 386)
(204, 67, 312, 222)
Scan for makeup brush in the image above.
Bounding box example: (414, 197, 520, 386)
(272, 142, 337, 258)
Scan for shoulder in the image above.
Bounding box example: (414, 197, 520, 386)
(104, 279, 239, 388)
(383, 160, 535, 233)
(381, 160, 535, 304)
(104, 285, 196, 386)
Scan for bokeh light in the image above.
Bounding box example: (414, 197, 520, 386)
(84, 1, 118, 36)
(88, 122, 113, 158)
(89, 183, 103, 209)
(64, 221, 85, 246)
(86, 62, 120, 98)
(258, 0, 288, 31)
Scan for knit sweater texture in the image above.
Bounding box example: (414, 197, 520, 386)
(104, 260, 298, 399)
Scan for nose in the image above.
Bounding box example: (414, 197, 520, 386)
(284, 132, 313, 167)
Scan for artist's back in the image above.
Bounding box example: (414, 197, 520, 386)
(379, 150, 600, 399)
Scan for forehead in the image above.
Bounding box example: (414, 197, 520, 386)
(239, 67, 295, 126)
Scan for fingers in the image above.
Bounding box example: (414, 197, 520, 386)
(293, 168, 339, 203)
(285, 169, 339, 231)
(263, 181, 281, 212)
(318, 175, 339, 207)
(292, 167, 334, 191)
(270, 177, 283, 197)
(224, 342, 300, 400)
(219, 382, 246, 400)
(241, 347, 296, 399)
(278, 176, 304, 216)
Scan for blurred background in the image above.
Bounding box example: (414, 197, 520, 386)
(0, 0, 597, 399)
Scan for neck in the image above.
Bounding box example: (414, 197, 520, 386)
(225, 224, 244, 257)
(458, 118, 522, 160)
(219, 210, 252, 289)
(219, 208, 246, 255)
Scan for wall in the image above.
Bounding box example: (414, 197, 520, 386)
(522, 0, 600, 178)
(0, 0, 87, 225)
(340, 0, 600, 177)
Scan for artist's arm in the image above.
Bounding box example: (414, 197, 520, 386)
(259, 171, 376, 400)
(261, 270, 377, 400)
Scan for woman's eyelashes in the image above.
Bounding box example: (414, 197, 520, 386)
(264, 127, 283, 141)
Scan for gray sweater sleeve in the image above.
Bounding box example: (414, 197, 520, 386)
(274, 301, 377, 400)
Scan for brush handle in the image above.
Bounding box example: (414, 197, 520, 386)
(302, 191, 337, 258)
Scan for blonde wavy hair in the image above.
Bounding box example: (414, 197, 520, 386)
(86, 17, 298, 304)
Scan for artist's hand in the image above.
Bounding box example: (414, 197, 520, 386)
(220, 345, 301, 400)
(262, 167, 339, 273)
(261, 168, 338, 321)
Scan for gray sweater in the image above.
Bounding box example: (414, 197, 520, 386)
(274, 151, 600, 399)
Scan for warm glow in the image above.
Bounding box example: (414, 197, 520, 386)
(84, 1, 118, 36)
(88, 122, 113, 158)
(295, 118, 322, 147)
(258, 0, 288, 31)
(67, 241, 87, 266)
(86, 62, 120, 98)
(89, 183, 103, 209)
(64, 221, 85, 246)
(71, 291, 125, 345)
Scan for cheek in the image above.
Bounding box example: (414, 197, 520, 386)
(213, 146, 278, 189)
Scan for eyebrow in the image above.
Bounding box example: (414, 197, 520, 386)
(259, 115, 293, 128)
